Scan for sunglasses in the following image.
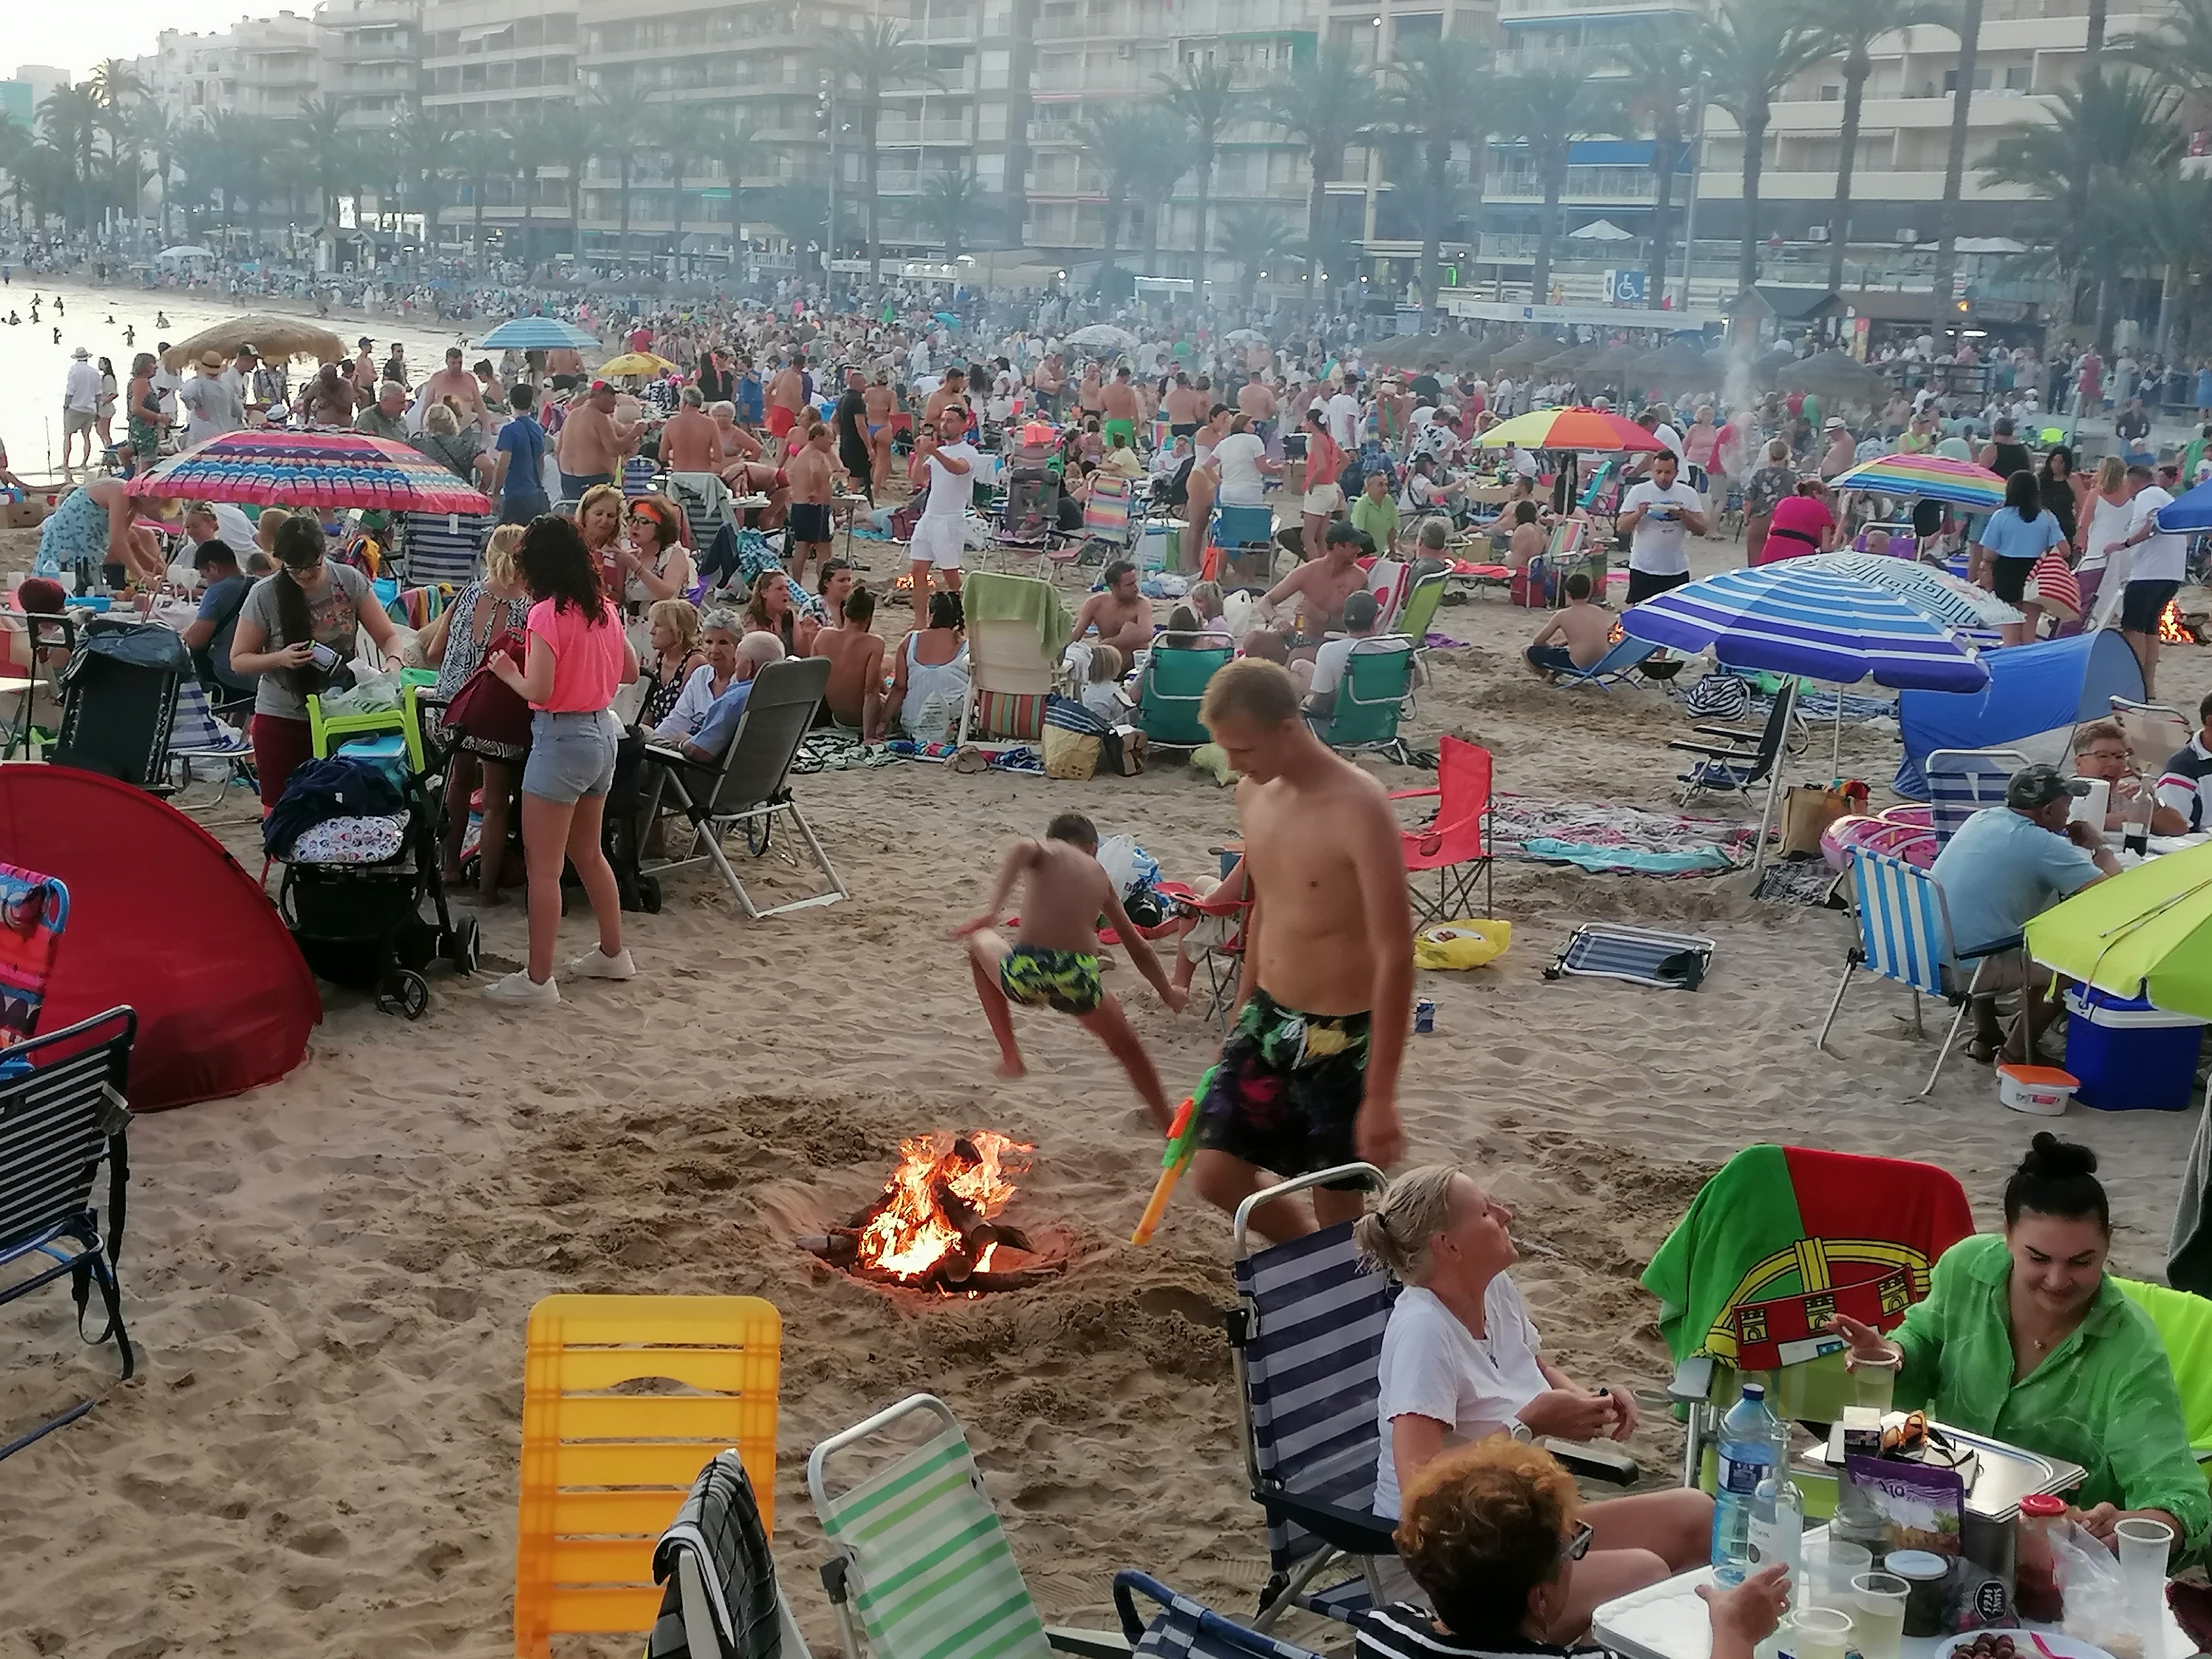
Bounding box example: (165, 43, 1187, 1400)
(1561, 1521, 1595, 1564)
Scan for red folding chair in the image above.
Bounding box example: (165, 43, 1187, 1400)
(1389, 735, 1494, 925)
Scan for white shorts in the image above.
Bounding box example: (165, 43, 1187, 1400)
(1303, 483, 1344, 515)
(910, 515, 966, 570)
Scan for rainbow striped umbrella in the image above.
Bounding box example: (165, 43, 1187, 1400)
(1825, 453, 2008, 510)
(1473, 406, 1665, 451)
(124, 429, 490, 514)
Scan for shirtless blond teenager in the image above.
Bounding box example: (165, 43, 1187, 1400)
(784, 420, 838, 586)
(1192, 660, 1413, 1241)
(955, 812, 1186, 1130)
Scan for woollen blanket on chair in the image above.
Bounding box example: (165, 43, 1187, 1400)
(1642, 1144, 1974, 1371)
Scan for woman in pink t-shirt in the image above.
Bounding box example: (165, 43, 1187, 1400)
(486, 515, 639, 1007)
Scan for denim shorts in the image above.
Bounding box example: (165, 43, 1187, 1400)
(522, 709, 618, 804)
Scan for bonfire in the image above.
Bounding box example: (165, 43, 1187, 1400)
(801, 1131, 1056, 1292)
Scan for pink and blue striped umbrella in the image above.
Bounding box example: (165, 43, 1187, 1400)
(1623, 562, 1989, 692)
(1826, 453, 2008, 510)
(123, 429, 490, 514)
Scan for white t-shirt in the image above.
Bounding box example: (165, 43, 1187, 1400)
(64, 361, 101, 413)
(1308, 633, 1363, 698)
(1326, 391, 1361, 450)
(921, 442, 978, 520)
(1213, 431, 1268, 504)
(2127, 487, 2187, 583)
(1624, 479, 1704, 576)
(1373, 1280, 1548, 1521)
(1652, 422, 1686, 459)
(176, 374, 244, 448)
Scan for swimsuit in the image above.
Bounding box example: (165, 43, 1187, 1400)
(787, 502, 832, 544)
(1000, 945, 1104, 1015)
(1198, 986, 1372, 1186)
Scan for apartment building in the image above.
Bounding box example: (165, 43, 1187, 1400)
(319, 0, 423, 131)
(134, 13, 321, 124)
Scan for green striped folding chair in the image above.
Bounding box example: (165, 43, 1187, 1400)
(807, 1394, 1126, 1659)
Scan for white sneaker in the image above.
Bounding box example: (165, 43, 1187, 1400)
(482, 969, 560, 1007)
(568, 947, 637, 980)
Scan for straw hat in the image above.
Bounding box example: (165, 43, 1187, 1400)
(198, 350, 226, 371)
(70, 346, 89, 360)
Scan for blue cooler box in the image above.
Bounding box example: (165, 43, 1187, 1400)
(2063, 987, 2206, 1112)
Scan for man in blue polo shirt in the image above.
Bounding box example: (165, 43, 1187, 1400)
(1930, 763, 2120, 1061)
(493, 384, 550, 525)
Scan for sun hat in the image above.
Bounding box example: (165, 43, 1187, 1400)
(199, 350, 226, 371)
(70, 346, 89, 360)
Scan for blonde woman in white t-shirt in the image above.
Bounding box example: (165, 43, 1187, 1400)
(1354, 1165, 1714, 1637)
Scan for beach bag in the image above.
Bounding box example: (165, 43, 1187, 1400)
(1684, 671, 1754, 722)
(1042, 695, 1110, 779)
(2026, 551, 2083, 620)
(1780, 780, 1870, 858)
(442, 630, 531, 750)
(1414, 919, 1512, 971)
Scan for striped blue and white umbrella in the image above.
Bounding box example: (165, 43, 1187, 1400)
(474, 315, 598, 350)
(1623, 563, 1990, 692)
(1806, 551, 2023, 630)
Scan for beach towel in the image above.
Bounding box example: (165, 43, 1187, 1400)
(0, 862, 68, 1045)
(1642, 1144, 1974, 1371)
(1490, 794, 1758, 878)
(646, 1449, 784, 1659)
(964, 571, 1071, 659)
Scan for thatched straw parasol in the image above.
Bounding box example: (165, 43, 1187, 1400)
(161, 315, 349, 372)
(1774, 349, 1886, 402)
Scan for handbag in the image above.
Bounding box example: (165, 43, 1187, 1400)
(443, 629, 533, 750)
(1780, 780, 1870, 858)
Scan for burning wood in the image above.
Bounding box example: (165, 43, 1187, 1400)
(2158, 601, 2200, 645)
(803, 1131, 1056, 1292)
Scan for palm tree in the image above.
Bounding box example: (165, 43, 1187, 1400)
(451, 126, 512, 271)
(1610, 30, 1697, 307)
(38, 84, 101, 229)
(1215, 202, 1302, 304)
(392, 106, 460, 253)
(131, 101, 182, 244)
(646, 102, 698, 278)
(815, 20, 940, 285)
(1001, 0, 1040, 248)
(2116, 0, 2212, 95)
(1264, 49, 1384, 308)
(1810, 0, 1949, 295)
(294, 97, 353, 231)
(917, 165, 984, 259)
(1927, 0, 1984, 346)
(504, 109, 557, 252)
(1388, 36, 1499, 314)
(710, 112, 781, 280)
(1693, 0, 1830, 298)
(1503, 70, 1624, 304)
(1153, 59, 1243, 288)
(587, 79, 658, 271)
(1078, 106, 1179, 276)
(537, 104, 601, 262)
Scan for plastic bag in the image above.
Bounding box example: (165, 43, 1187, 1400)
(319, 663, 401, 717)
(1094, 833, 1161, 900)
(2053, 1519, 2143, 1659)
(1414, 919, 1512, 971)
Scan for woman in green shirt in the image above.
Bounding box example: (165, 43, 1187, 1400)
(1832, 1134, 2207, 1554)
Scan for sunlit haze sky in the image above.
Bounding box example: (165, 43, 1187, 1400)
(17, 3, 257, 87)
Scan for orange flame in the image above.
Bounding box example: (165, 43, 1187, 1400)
(2159, 601, 2195, 645)
(853, 1131, 1031, 1282)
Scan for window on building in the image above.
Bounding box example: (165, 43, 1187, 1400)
(2004, 65, 2031, 90)
(1819, 84, 1840, 100)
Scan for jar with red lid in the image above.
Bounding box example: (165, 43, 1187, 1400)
(2016, 1493, 2065, 1622)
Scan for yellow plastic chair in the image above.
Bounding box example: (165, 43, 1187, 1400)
(306, 681, 429, 774)
(513, 1294, 782, 1658)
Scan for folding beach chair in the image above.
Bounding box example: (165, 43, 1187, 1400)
(1135, 631, 1235, 750)
(666, 472, 735, 544)
(1815, 849, 2034, 1098)
(1206, 503, 1276, 583)
(51, 618, 189, 791)
(2, 608, 75, 760)
(959, 572, 1063, 748)
(1543, 923, 1714, 990)
(646, 1449, 813, 1659)
(0, 864, 68, 1047)
(1227, 1164, 1397, 1629)
(1173, 873, 1250, 1029)
(1082, 473, 1138, 554)
(807, 1392, 1125, 1659)
(1923, 748, 2031, 849)
(1552, 633, 1659, 690)
(0, 1005, 136, 1462)
(1309, 637, 1418, 764)
(513, 1293, 782, 1658)
(1112, 1572, 1324, 1659)
(1670, 678, 1797, 806)
(640, 657, 847, 920)
(623, 455, 660, 499)
(399, 509, 490, 587)
(2114, 1279, 2212, 1465)
(1389, 735, 1494, 925)
(2110, 696, 2191, 778)
(1645, 1144, 1971, 1490)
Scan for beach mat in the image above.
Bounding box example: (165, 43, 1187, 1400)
(1543, 923, 1714, 990)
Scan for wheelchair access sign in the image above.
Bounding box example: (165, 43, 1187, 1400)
(1604, 268, 1648, 305)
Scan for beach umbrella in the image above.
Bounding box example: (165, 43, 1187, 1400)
(123, 429, 491, 515)
(157, 245, 216, 260)
(1474, 407, 1665, 451)
(1223, 328, 1269, 346)
(2153, 476, 2212, 533)
(1490, 337, 1561, 370)
(596, 351, 676, 377)
(475, 316, 599, 351)
(1825, 453, 2007, 513)
(1775, 350, 1885, 401)
(1627, 343, 1717, 387)
(161, 315, 347, 372)
(1064, 324, 1138, 351)
(1807, 551, 2024, 630)
(1537, 345, 1594, 375)
(934, 310, 961, 326)
(1583, 341, 1648, 377)
(2025, 842, 2212, 1020)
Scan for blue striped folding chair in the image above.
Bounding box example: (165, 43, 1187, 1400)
(1923, 748, 2030, 848)
(623, 456, 660, 499)
(1552, 633, 1659, 690)
(399, 510, 492, 588)
(1112, 1572, 1324, 1659)
(1226, 1164, 1397, 1630)
(1815, 848, 2024, 1098)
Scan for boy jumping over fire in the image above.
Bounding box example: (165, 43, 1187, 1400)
(955, 812, 1186, 1130)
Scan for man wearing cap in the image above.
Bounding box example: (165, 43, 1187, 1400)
(555, 380, 640, 498)
(62, 346, 101, 471)
(1929, 763, 2120, 1062)
(178, 349, 247, 450)
(355, 380, 413, 444)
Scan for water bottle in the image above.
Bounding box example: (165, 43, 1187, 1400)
(1710, 1381, 1781, 1585)
(1749, 1463, 1804, 1598)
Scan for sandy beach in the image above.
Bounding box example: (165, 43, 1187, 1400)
(4, 280, 2211, 1659)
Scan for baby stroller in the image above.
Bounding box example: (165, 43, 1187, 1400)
(272, 694, 479, 1020)
(998, 434, 1061, 547)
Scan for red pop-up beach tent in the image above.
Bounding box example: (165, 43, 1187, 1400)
(0, 765, 319, 1109)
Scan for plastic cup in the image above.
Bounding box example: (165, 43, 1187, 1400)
(1849, 1352, 1901, 1412)
(1788, 1605, 1854, 1659)
(1851, 1572, 1909, 1659)
(2116, 1516, 2175, 1625)
(1809, 1540, 1871, 1611)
